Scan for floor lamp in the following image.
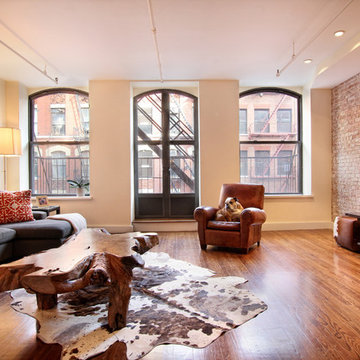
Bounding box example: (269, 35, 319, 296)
(0, 128, 22, 190)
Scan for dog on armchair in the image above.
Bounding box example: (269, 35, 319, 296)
(215, 197, 244, 221)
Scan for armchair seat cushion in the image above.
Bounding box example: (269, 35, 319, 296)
(208, 221, 240, 231)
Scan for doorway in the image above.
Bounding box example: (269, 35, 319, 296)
(134, 89, 198, 218)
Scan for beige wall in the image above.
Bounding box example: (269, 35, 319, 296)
(198, 80, 240, 206)
(3, 81, 28, 191)
(51, 80, 133, 232)
(0, 80, 5, 126)
(263, 89, 332, 230)
(1, 79, 333, 231)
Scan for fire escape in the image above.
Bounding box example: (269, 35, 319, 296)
(249, 94, 296, 192)
(137, 93, 195, 191)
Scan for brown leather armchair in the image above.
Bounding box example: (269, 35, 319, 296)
(194, 184, 266, 253)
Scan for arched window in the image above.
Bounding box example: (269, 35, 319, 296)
(29, 88, 90, 196)
(239, 88, 302, 194)
(134, 89, 199, 218)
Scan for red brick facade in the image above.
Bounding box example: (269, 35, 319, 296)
(332, 73, 360, 218)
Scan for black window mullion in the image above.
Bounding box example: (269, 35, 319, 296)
(162, 92, 170, 215)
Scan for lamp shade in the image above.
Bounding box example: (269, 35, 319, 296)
(0, 128, 22, 156)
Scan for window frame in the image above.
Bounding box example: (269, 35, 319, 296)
(239, 87, 302, 195)
(29, 88, 90, 196)
(133, 88, 199, 218)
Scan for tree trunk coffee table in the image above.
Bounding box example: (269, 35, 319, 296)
(0, 228, 158, 331)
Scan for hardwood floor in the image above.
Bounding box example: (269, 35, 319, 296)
(1, 229, 359, 359)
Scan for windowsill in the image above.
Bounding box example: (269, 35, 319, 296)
(265, 194, 313, 199)
(32, 196, 93, 201)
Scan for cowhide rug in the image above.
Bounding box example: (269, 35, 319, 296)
(10, 252, 267, 360)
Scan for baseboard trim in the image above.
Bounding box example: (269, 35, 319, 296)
(263, 221, 333, 231)
(133, 220, 197, 232)
(88, 221, 333, 233)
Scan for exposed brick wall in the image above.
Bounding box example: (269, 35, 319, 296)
(332, 73, 360, 218)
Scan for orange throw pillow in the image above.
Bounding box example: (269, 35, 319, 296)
(0, 190, 35, 224)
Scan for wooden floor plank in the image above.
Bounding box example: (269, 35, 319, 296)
(0, 229, 359, 360)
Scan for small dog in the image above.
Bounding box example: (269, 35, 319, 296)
(215, 197, 244, 222)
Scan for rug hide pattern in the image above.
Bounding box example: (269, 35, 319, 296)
(10, 252, 267, 360)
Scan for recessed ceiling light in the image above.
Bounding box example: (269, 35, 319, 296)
(304, 59, 312, 64)
(334, 30, 345, 37)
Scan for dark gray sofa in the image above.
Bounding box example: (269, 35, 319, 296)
(0, 211, 72, 263)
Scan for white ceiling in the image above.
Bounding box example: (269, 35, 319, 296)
(0, 0, 359, 89)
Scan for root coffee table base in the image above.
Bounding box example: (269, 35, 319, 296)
(0, 228, 159, 331)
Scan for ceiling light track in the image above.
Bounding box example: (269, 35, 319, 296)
(147, 0, 163, 82)
(276, 0, 354, 77)
(0, 39, 58, 84)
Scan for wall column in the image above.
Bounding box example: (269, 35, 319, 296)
(89, 80, 132, 230)
(198, 80, 239, 206)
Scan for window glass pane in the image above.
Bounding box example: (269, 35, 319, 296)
(277, 109, 292, 133)
(34, 105, 38, 136)
(51, 107, 65, 135)
(239, 109, 247, 134)
(239, 91, 298, 141)
(277, 150, 293, 175)
(137, 144, 162, 193)
(170, 144, 195, 194)
(137, 93, 162, 141)
(51, 151, 66, 180)
(169, 93, 195, 140)
(80, 150, 90, 180)
(32, 144, 89, 195)
(240, 143, 300, 194)
(138, 149, 153, 179)
(240, 150, 248, 176)
(81, 106, 90, 136)
(255, 150, 270, 176)
(254, 109, 270, 133)
(33, 93, 89, 140)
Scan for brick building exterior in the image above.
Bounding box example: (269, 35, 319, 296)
(332, 72, 360, 218)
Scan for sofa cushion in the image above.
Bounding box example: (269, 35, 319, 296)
(0, 190, 34, 224)
(0, 219, 72, 240)
(0, 228, 16, 245)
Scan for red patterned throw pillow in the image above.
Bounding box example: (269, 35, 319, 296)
(0, 190, 35, 224)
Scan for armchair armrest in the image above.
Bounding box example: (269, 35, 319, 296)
(194, 206, 218, 223)
(239, 207, 266, 250)
(194, 206, 218, 250)
(240, 207, 267, 225)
